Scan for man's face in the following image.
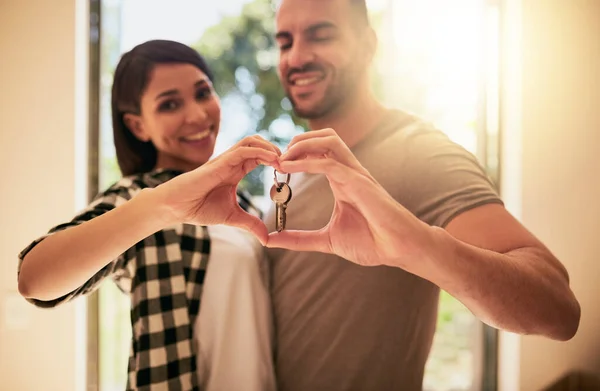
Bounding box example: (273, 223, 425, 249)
(275, 0, 368, 119)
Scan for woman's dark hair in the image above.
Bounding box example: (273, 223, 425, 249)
(111, 39, 214, 176)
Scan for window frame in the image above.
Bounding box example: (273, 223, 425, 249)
(86, 1, 102, 390)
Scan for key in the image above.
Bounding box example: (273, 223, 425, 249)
(270, 183, 292, 232)
(270, 171, 292, 232)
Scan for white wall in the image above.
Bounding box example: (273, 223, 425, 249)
(500, 0, 600, 390)
(0, 0, 88, 390)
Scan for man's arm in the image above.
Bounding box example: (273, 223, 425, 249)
(267, 128, 581, 341)
(419, 203, 580, 341)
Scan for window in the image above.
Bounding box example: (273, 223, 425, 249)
(376, 1, 501, 390)
(91, 1, 501, 390)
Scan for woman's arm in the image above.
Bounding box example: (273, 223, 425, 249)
(18, 135, 280, 304)
(18, 187, 169, 302)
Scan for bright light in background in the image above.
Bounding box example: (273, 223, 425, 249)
(379, 2, 500, 390)
(383, 0, 489, 156)
(119, 0, 250, 51)
(365, 0, 388, 12)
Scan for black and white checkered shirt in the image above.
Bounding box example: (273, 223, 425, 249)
(18, 169, 261, 390)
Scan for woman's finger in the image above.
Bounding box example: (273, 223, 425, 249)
(229, 147, 279, 166)
(236, 135, 282, 155)
(211, 147, 280, 183)
(224, 207, 269, 245)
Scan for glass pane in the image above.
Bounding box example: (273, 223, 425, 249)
(375, 1, 499, 390)
(98, 1, 130, 390)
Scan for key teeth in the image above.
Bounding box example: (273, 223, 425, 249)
(271, 182, 290, 232)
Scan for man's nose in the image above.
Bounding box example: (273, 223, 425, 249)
(287, 41, 315, 71)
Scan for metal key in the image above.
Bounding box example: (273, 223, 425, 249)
(270, 171, 292, 232)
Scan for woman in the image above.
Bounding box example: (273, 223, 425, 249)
(17, 40, 278, 391)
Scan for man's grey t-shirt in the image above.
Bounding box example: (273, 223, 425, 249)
(265, 110, 503, 391)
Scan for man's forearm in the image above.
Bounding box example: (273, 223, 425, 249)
(407, 227, 580, 341)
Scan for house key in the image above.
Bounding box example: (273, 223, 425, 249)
(270, 170, 292, 232)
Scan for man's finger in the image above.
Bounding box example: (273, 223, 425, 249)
(281, 136, 340, 161)
(266, 229, 331, 253)
(286, 128, 337, 149)
(279, 158, 349, 179)
(282, 139, 367, 176)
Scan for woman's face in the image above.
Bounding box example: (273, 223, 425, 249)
(125, 63, 221, 172)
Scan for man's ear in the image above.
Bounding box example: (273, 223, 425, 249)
(363, 27, 378, 64)
(123, 113, 150, 142)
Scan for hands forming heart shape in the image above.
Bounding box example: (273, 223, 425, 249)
(153, 129, 436, 268)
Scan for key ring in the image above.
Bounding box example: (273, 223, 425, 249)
(273, 169, 291, 188)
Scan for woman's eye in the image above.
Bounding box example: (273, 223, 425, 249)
(158, 100, 179, 112)
(196, 88, 212, 100)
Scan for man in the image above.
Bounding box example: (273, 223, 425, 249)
(264, 0, 580, 390)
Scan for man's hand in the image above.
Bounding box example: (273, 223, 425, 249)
(266, 128, 437, 267)
(267, 128, 580, 341)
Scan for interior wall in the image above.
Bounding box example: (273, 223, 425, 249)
(0, 0, 88, 390)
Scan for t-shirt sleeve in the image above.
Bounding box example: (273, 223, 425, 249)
(17, 178, 139, 308)
(401, 126, 503, 228)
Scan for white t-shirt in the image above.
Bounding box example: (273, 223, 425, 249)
(194, 224, 276, 391)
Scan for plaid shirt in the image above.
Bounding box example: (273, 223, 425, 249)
(18, 169, 261, 391)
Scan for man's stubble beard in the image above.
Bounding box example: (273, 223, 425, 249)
(288, 64, 364, 120)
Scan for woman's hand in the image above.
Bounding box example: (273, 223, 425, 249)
(154, 135, 281, 244)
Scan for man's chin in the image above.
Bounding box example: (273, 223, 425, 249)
(292, 101, 332, 120)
